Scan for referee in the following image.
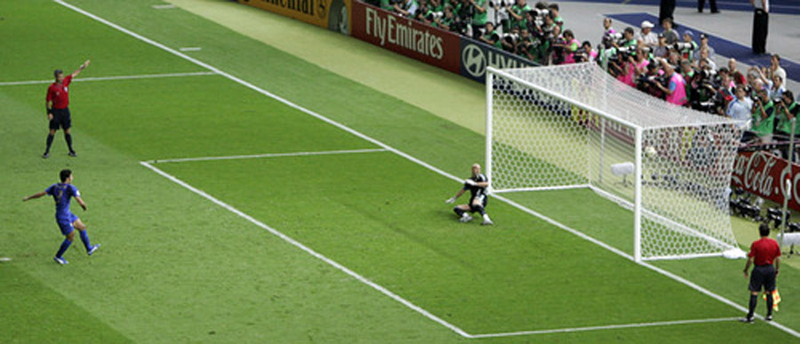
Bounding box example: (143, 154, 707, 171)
(44, 60, 90, 158)
(741, 223, 781, 323)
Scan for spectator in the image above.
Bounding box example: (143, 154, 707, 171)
(680, 59, 695, 103)
(716, 68, 735, 106)
(500, 27, 520, 53)
(517, 28, 537, 61)
(415, 0, 432, 24)
(549, 3, 564, 28)
(767, 75, 787, 100)
(638, 62, 666, 99)
(601, 17, 616, 44)
(769, 54, 787, 83)
(479, 22, 502, 49)
(661, 18, 680, 45)
(581, 41, 598, 63)
(393, 0, 419, 17)
(433, 5, 456, 30)
(654, 33, 670, 58)
(695, 47, 717, 70)
(508, 0, 531, 31)
(693, 34, 716, 66)
(749, 87, 776, 142)
(656, 59, 688, 106)
(468, 0, 489, 39)
(613, 27, 637, 49)
(728, 58, 739, 76)
(636, 21, 658, 48)
(775, 91, 799, 138)
(556, 29, 580, 64)
(678, 30, 698, 61)
(690, 59, 719, 111)
(549, 24, 564, 65)
(727, 86, 754, 132)
(633, 47, 650, 80)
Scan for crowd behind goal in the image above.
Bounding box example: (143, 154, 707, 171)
(364, 0, 799, 155)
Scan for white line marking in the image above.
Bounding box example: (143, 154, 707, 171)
(0, 71, 215, 86)
(57, 0, 800, 339)
(179, 47, 202, 52)
(147, 148, 387, 164)
(139, 161, 472, 339)
(152, 4, 176, 9)
(471, 317, 739, 338)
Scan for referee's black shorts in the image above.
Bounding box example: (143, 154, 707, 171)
(749, 264, 777, 292)
(49, 107, 72, 131)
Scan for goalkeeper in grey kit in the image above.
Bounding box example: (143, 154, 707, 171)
(446, 164, 493, 225)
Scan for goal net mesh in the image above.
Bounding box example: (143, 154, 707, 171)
(489, 63, 743, 260)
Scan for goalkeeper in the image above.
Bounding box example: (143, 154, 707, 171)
(445, 164, 493, 225)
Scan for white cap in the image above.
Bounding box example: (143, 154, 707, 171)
(641, 20, 654, 29)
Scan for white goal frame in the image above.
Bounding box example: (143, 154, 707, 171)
(486, 66, 744, 262)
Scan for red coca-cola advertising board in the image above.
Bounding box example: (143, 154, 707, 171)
(350, 2, 461, 73)
(731, 151, 800, 211)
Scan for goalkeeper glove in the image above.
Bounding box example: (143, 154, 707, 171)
(445, 197, 456, 204)
(464, 179, 477, 186)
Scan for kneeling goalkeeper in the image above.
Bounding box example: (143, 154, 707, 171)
(446, 163, 493, 225)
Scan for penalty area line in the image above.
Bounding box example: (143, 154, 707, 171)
(146, 148, 388, 164)
(470, 317, 739, 339)
(0, 71, 216, 87)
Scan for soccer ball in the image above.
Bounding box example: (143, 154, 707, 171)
(645, 146, 657, 157)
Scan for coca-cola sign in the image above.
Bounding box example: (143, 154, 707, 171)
(731, 151, 800, 210)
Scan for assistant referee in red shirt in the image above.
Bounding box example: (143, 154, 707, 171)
(44, 60, 90, 158)
(741, 223, 781, 323)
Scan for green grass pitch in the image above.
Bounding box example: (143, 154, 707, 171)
(1, 0, 799, 342)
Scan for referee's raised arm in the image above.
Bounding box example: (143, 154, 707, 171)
(71, 60, 90, 78)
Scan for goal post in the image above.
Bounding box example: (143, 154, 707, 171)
(486, 64, 745, 261)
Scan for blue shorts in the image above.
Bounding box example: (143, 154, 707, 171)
(56, 213, 79, 236)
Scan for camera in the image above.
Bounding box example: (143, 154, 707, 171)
(427, 11, 444, 21)
(572, 48, 590, 63)
(672, 42, 694, 51)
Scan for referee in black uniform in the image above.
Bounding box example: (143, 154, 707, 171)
(741, 223, 781, 323)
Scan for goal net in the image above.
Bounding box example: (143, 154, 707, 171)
(486, 64, 744, 261)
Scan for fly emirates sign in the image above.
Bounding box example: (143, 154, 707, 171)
(364, 7, 443, 59)
(352, 2, 460, 73)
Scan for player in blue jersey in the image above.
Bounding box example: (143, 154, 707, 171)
(23, 169, 99, 265)
(446, 163, 494, 225)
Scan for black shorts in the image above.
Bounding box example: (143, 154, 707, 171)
(49, 107, 71, 131)
(470, 194, 488, 209)
(749, 264, 777, 292)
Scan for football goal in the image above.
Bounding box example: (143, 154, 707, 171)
(486, 64, 745, 261)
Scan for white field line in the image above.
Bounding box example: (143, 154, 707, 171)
(146, 148, 387, 164)
(179, 47, 202, 52)
(57, 0, 800, 339)
(152, 4, 176, 9)
(470, 317, 739, 338)
(139, 161, 472, 339)
(0, 71, 216, 86)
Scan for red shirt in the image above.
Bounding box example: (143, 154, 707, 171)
(749, 237, 781, 266)
(46, 75, 73, 110)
